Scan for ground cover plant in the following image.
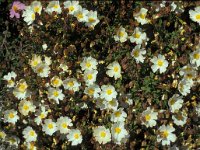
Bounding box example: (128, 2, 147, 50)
(0, 1, 200, 150)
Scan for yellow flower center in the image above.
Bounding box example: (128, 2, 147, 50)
(176, 114, 184, 120)
(32, 60, 39, 67)
(18, 83, 27, 92)
(161, 130, 169, 138)
(186, 74, 193, 79)
(53, 91, 59, 97)
(68, 81, 74, 87)
(31, 13, 35, 20)
(48, 123, 53, 129)
(169, 98, 175, 105)
(52, 78, 60, 86)
(145, 114, 151, 121)
(115, 111, 121, 117)
(133, 50, 139, 57)
(106, 89, 112, 95)
(77, 13, 83, 19)
(69, 6, 74, 12)
(193, 53, 200, 59)
(0, 132, 5, 139)
(100, 131, 106, 138)
(157, 60, 163, 67)
(29, 131, 35, 136)
(30, 143, 35, 150)
(37, 67, 44, 73)
(87, 74, 93, 80)
(86, 62, 91, 68)
(140, 13, 146, 19)
(8, 80, 14, 86)
(34, 6, 40, 13)
(13, 5, 18, 12)
(109, 100, 115, 106)
(74, 133, 79, 139)
(62, 123, 68, 128)
(54, 4, 59, 9)
(119, 31, 124, 37)
(40, 113, 45, 119)
(196, 14, 200, 20)
(114, 66, 119, 72)
(88, 88, 94, 95)
(9, 113, 15, 119)
(115, 127, 121, 134)
(134, 33, 141, 38)
(23, 105, 29, 111)
(89, 18, 95, 23)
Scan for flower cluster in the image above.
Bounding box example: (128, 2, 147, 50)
(20, 1, 99, 28)
(2, 1, 200, 149)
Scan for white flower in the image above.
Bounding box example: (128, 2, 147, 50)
(179, 64, 197, 76)
(106, 61, 122, 80)
(95, 98, 107, 110)
(42, 43, 48, 50)
(85, 10, 99, 28)
(45, 1, 62, 14)
(100, 85, 117, 101)
(48, 87, 64, 104)
(110, 108, 127, 122)
(26, 142, 37, 150)
(44, 56, 52, 65)
(22, 126, 37, 142)
(178, 79, 191, 96)
(113, 26, 128, 43)
(189, 6, 200, 25)
(168, 94, 184, 113)
(7, 136, 20, 147)
(111, 122, 128, 144)
(126, 98, 133, 105)
(3, 71, 17, 88)
(56, 116, 73, 134)
(42, 119, 57, 136)
(172, 112, 187, 126)
(80, 56, 98, 71)
(150, 54, 169, 73)
(93, 126, 111, 144)
(34, 106, 48, 125)
(31, 1, 42, 15)
(129, 27, 147, 44)
(84, 84, 101, 98)
(35, 63, 50, 77)
(63, 78, 81, 92)
(106, 99, 119, 111)
(59, 63, 69, 72)
(157, 125, 177, 146)
(134, 8, 149, 25)
(84, 70, 98, 85)
(74, 7, 89, 22)
(160, 1, 166, 8)
(131, 45, 146, 63)
(4, 109, 19, 124)
(18, 99, 36, 116)
(50, 76, 63, 88)
(63, 1, 81, 15)
(190, 49, 200, 67)
(22, 6, 35, 25)
(29, 54, 42, 69)
(67, 129, 83, 146)
(13, 79, 28, 99)
(141, 107, 158, 128)
(171, 2, 177, 12)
